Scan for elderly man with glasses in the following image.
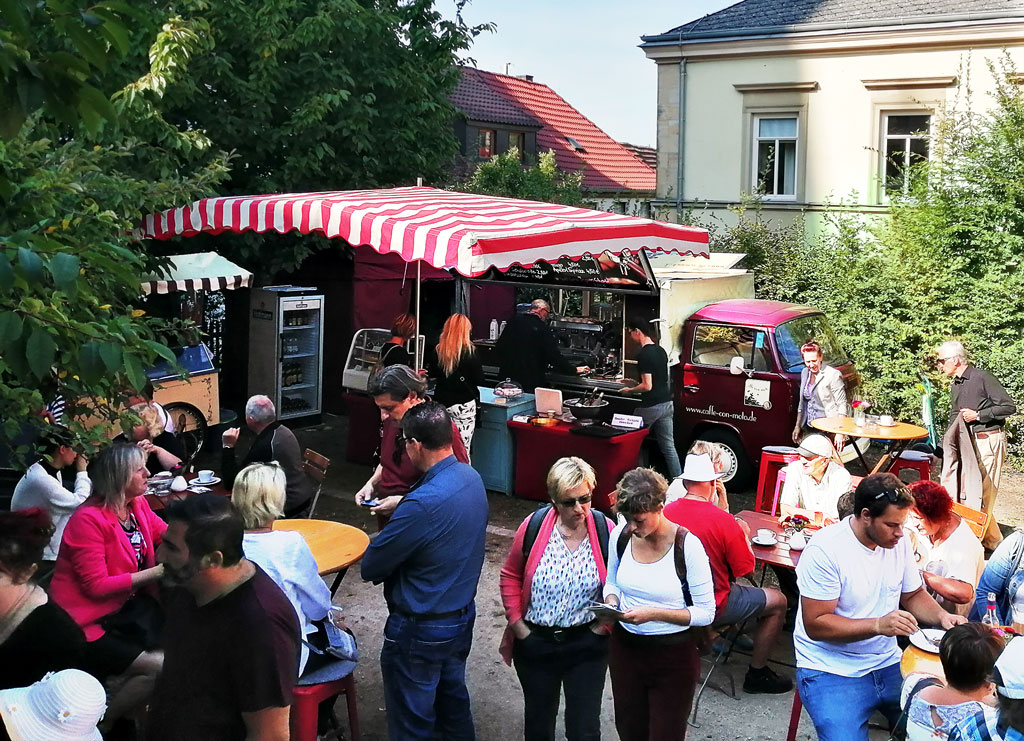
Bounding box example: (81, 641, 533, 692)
(935, 340, 1016, 548)
(794, 473, 966, 741)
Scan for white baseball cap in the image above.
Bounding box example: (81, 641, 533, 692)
(995, 636, 1024, 699)
(680, 453, 724, 482)
(797, 434, 834, 460)
(0, 670, 105, 741)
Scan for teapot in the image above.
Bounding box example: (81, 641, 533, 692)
(170, 475, 188, 492)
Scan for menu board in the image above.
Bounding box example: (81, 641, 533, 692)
(473, 251, 656, 293)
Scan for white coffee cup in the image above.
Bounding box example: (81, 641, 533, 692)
(879, 414, 894, 426)
(756, 528, 776, 543)
(197, 469, 215, 483)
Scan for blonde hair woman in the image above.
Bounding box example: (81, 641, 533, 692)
(119, 403, 182, 475)
(231, 463, 331, 675)
(428, 314, 484, 455)
(499, 457, 614, 740)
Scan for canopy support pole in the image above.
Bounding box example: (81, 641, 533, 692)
(415, 177, 424, 370)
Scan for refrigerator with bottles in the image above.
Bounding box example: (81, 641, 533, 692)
(248, 286, 324, 421)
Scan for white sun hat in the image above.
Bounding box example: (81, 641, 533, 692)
(0, 670, 106, 741)
(680, 453, 725, 482)
(797, 434, 834, 460)
(994, 635, 1024, 700)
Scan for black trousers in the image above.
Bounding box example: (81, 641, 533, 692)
(512, 624, 608, 741)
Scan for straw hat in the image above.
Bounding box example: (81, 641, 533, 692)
(0, 670, 105, 741)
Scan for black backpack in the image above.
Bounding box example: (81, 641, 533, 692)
(522, 504, 611, 563)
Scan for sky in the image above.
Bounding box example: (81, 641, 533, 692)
(442, 0, 738, 148)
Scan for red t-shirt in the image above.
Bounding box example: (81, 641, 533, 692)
(663, 498, 755, 614)
(377, 416, 469, 498)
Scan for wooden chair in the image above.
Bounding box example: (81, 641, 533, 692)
(952, 502, 988, 540)
(303, 449, 331, 519)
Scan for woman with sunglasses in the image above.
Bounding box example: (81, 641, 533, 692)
(499, 457, 614, 740)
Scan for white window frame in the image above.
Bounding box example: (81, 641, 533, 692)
(751, 114, 799, 202)
(880, 111, 932, 201)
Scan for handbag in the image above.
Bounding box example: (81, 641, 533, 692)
(99, 593, 164, 651)
(305, 609, 358, 663)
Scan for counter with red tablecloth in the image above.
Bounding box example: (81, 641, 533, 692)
(507, 420, 648, 513)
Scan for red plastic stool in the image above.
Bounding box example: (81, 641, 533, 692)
(755, 447, 800, 513)
(890, 451, 932, 483)
(290, 674, 361, 741)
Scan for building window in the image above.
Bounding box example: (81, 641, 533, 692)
(883, 113, 931, 197)
(507, 131, 525, 159)
(753, 116, 798, 199)
(478, 129, 495, 158)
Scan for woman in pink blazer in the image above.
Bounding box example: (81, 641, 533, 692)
(50, 443, 166, 727)
(499, 457, 614, 741)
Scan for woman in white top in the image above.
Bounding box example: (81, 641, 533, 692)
(902, 623, 1001, 740)
(231, 462, 332, 676)
(908, 480, 985, 617)
(602, 467, 715, 741)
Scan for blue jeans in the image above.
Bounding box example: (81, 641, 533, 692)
(636, 401, 682, 479)
(797, 663, 903, 741)
(380, 606, 476, 741)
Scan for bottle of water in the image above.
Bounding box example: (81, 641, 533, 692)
(981, 592, 1000, 627)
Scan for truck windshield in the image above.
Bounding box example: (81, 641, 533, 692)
(776, 315, 850, 372)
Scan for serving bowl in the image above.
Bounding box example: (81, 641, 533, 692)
(564, 397, 609, 421)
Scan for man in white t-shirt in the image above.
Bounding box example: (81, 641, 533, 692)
(794, 473, 966, 741)
(779, 434, 852, 522)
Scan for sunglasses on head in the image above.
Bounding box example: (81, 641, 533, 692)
(872, 488, 907, 504)
(557, 494, 592, 508)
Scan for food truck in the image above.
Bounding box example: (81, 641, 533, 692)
(469, 251, 857, 487)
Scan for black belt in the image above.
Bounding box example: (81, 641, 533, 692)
(394, 604, 472, 621)
(524, 621, 597, 642)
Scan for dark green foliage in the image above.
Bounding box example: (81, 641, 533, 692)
(455, 149, 585, 206)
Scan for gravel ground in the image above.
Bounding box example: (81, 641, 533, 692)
(207, 413, 1023, 740)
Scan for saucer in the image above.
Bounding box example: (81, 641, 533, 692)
(193, 476, 220, 486)
(751, 535, 778, 547)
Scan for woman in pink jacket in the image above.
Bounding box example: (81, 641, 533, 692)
(499, 457, 614, 741)
(50, 443, 166, 727)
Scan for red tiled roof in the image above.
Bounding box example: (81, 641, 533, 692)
(621, 143, 657, 171)
(450, 67, 540, 129)
(453, 67, 656, 193)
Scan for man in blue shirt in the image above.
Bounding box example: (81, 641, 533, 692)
(361, 401, 488, 740)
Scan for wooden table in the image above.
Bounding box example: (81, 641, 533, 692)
(145, 474, 230, 512)
(274, 519, 370, 596)
(735, 510, 806, 573)
(901, 644, 944, 679)
(811, 416, 928, 475)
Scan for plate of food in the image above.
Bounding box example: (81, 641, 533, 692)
(909, 628, 945, 654)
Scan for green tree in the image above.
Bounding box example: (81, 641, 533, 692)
(0, 3, 229, 457)
(155, 0, 489, 274)
(456, 149, 584, 206)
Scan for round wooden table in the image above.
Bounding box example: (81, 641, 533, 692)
(273, 519, 370, 595)
(811, 415, 928, 474)
(901, 644, 944, 679)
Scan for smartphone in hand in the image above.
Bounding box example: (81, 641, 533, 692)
(360, 499, 381, 508)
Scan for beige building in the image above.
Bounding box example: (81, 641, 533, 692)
(641, 0, 1024, 230)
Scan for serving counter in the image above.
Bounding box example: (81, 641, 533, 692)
(471, 388, 535, 494)
(506, 419, 648, 513)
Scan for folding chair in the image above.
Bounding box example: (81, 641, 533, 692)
(303, 449, 331, 519)
(951, 502, 988, 540)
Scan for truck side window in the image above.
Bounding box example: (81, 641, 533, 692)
(692, 325, 770, 371)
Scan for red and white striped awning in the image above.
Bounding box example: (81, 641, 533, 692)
(139, 187, 709, 277)
(140, 252, 253, 295)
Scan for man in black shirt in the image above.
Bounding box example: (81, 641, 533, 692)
(149, 494, 299, 741)
(936, 340, 1016, 547)
(496, 299, 588, 392)
(620, 317, 681, 478)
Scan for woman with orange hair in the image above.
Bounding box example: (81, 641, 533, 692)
(428, 314, 483, 454)
(379, 313, 417, 369)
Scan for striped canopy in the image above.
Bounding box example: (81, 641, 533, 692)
(140, 187, 709, 277)
(140, 252, 252, 295)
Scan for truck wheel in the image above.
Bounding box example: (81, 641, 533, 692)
(694, 429, 754, 491)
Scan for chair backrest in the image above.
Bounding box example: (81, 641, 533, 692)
(769, 469, 788, 517)
(303, 449, 330, 483)
(303, 448, 331, 519)
(951, 502, 988, 540)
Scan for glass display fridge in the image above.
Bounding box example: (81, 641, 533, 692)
(248, 286, 324, 421)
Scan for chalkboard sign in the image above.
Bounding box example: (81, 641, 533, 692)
(472, 251, 657, 294)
